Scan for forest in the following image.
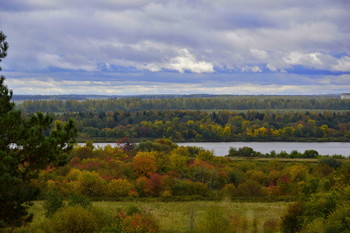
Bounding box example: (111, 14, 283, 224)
(17, 95, 350, 113)
(16, 95, 350, 142)
(35, 109, 350, 142)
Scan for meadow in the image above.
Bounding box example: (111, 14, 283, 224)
(28, 200, 289, 233)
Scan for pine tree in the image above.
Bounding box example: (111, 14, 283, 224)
(0, 31, 77, 228)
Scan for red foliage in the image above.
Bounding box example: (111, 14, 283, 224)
(70, 157, 81, 167)
(116, 210, 159, 233)
(190, 158, 215, 169)
(145, 173, 164, 197)
(100, 174, 115, 181)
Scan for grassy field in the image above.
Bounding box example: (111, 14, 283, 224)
(29, 201, 290, 232)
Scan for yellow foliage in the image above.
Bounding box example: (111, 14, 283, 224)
(77, 170, 106, 196)
(66, 168, 81, 181)
(288, 165, 308, 182)
(133, 152, 157, 176)
(107, 178, 134, 197)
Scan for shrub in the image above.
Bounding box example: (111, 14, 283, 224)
(280, 202, 303, 233)
(238, 147, 256, 157)
(227, 147, 239, 157)
(111, 210, 160, 233)
(235, 180, 263, 197)
(66, 168, 81, 181)
(318, 158, 342, 169)
(42, 189, 65, 217)
(107, 178, 134, 197)
(230, 214, 248, 233)
(323, 205, 350, 233)
(303, 192, 338, 218)
(196, 206, 230, 233)
(67, 193, 91, 208)
(135, 176, 148, 197)
(77, 170, 106, 196)
(300, 218, 325, 233)
(126, 205, 140, 215)
(171, 179, 209, 197)
(263, 218, 280, 233)
(303, 150, 318, 158)
(220, 183, 235, 199)
(50, 206, 98, 233)
(133, 152, 158, 177)
(145, 173, 164, 197)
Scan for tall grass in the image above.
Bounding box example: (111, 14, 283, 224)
(28, 201, 288, 233)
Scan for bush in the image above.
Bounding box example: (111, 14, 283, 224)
(238, 147, 256, 157)
(133, 152, 157, 177)
(171, 179, 209, 197)
(303, 150, 318, 158)
(220, 183, 235, 199)
(300, 218, 325, 233)
(323, 205, 350, 233)
(50, 206, 98, 233)
(227, 147, 239, 157)
(280, 202, 303, 233)
(107, 178, 134, 197)
(126, 205, 140, 215)
(77, 170, 106, 196)
(67, 193, 91, 208)
(235, 180, 263, 197)
(196, 206, 230, 233)
(145, 173, 164, 197)
(230, 214, 248, 233)
(42, 189, 65, 217)
(263, 218, 280, 233)
(108, 209, 160, 233)
(318, 158, 342, 169)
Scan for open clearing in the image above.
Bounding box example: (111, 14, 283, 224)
(30, 201, 290, 232)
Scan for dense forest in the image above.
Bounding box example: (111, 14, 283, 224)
(17, 95, 350, 113)
(16, 95, 350, 142)
(43, 110, 350, 142)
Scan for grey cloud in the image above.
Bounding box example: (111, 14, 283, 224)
(1, 0, 350, 94)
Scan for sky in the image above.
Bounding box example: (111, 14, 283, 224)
(0, 0, 350, 95)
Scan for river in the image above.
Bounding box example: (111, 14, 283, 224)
(84, 142, 350, 157)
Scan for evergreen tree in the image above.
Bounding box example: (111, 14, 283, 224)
(0, 31, 77, 228)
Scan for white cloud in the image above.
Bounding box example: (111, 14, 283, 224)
(36, 53, 97, 71)
(250, 49, 268, 59)
(266, 63, 277, 72)
(283, 52, 324, 66)
(134, 48, 214, 73)
(332, 56, 350, 72)
(6, 76, 350, 95)
(165, 49, 214, 73)
(242, 65, 262, 72)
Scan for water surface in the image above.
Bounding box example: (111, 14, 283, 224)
(85, 142, 350, 157)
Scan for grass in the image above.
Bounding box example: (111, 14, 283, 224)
(29, 200, 289, 232)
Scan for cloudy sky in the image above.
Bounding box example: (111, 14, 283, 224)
(1, 0, 350, 95)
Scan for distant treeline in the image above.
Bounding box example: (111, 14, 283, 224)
(227, 146, 345, 159)
(47, 110, 350, 142)
(17, 95, 350, 113)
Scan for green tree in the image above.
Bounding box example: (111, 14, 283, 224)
(43, 189, 65, 217)
(0, 31, 77, 228)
